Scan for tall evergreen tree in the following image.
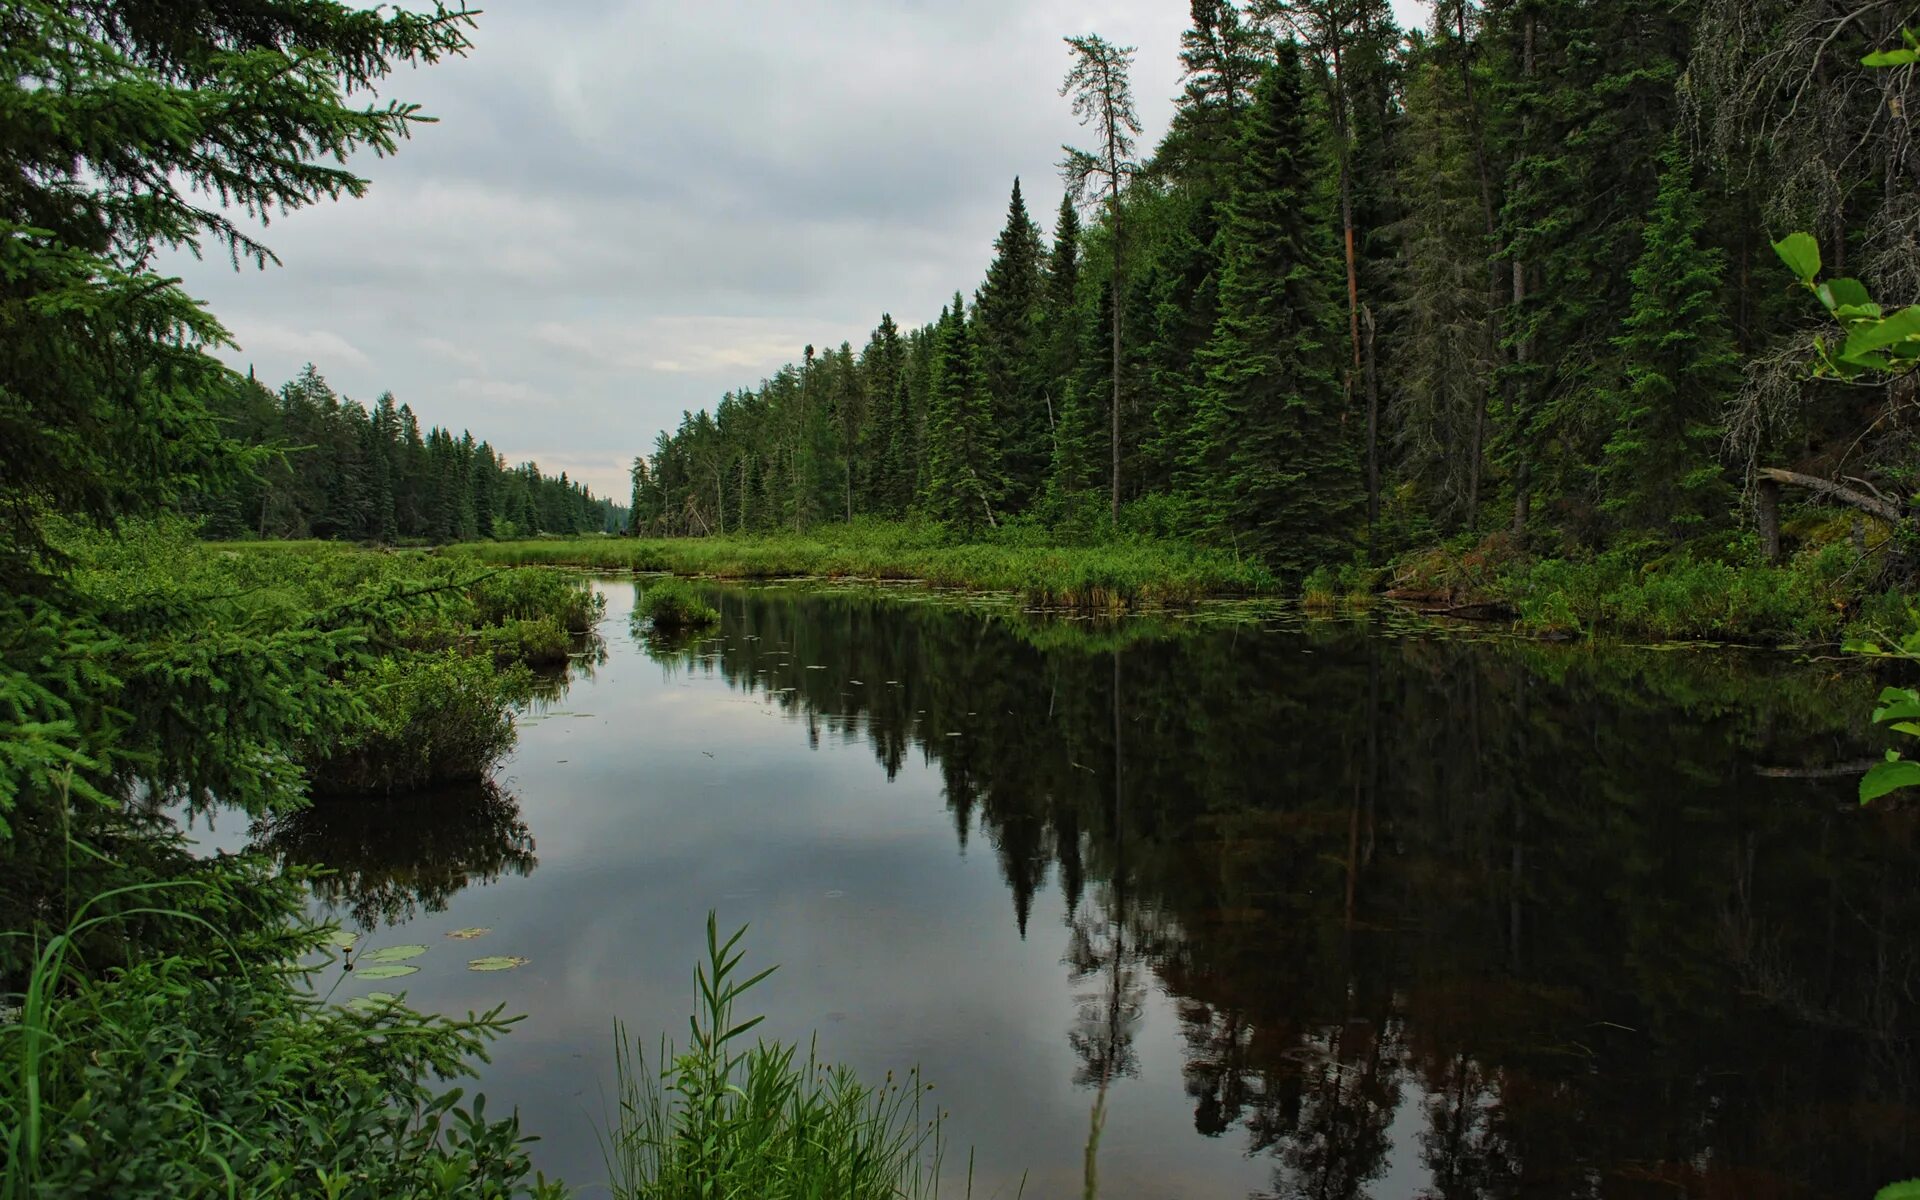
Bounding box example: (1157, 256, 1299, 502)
(1061, 33, 1143, 527)
(860, 315, 908, 514)
(1600, 136, 1739, 540)
(921, 296, 1004, 531)
(974, 179, 1051, 509)
(1185, 51, 1357, 573)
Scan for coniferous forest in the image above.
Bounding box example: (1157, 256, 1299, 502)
(193, 365, 627, 541)
(630, 0, 1920, 595)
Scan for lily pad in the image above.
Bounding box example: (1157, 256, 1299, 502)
(324, 929, 357, 950)
(446, 927, 492, 941)
(467, 956, 530, 972)
(364, 944, 428, 964)
(347, 991, 402, 1012)
(356, 964, 420, 981)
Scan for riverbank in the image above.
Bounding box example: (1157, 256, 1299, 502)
(1385, 535, 1909, 646)
(442, 521, 1912, 646)
(449, 521, 1275, 610)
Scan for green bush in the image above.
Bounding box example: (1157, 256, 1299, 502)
(309, 650, 529, 797)
(3, 864, 562, 1200)
(639, 578, 720, 631)
(469, 568, 603, 633)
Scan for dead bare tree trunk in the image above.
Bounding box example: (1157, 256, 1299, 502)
(1757, 476, 1782, 565)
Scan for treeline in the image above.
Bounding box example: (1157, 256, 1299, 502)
(632, 0, 1917, 578)
(194, 364, 628, 542)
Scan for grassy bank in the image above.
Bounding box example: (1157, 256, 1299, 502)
(1388, 535, 1911, 645)
(447, 521, 1274, 610)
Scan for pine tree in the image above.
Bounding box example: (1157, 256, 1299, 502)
(1186, 50, 1358, 574)
(859, 315, 907, 514)
(921, 296, 1004, 531)
(1061, 33, 1143, 526)
(1052, 282, 1116, 511)
(1165, 0, 1268, 189)
(1385, 41, 1497, 532)
(1600, 135, 1738, 540)
(973, 179, 1051, 509)
(1040, 196, 1084, 470)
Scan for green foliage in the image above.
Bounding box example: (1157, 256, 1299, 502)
(1184, 51, 1358, 576)
(456, 520, 1275, 611)
(2, 862, 562, 1200)
(309, 649, 529, 798)
(1771, 234, 1920, 379)
(639, 578, 721, 632)
(920, 296, 1006, 532)
(1505, 549, 1853, 643)
(974, 180, 1052, 510)
(190, 368, 622, 542)
(1600, 136, 1739, 538)
(604, 916, 946, 1200)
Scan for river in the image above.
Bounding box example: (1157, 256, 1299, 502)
(227, 577, 1920, 1198)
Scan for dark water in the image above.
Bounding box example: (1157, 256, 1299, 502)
(237, 579, 1920, 1198)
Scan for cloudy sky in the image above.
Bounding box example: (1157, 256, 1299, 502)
(173, 0, 1429, 500)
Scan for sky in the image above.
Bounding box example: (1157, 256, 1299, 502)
(173, 0, 1431, 501)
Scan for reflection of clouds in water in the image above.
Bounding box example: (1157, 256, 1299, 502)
(238, 576, 1920, 1199)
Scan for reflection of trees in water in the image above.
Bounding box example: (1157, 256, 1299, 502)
(646, 585, 1920, 1197)
(251, 781, 536, 929)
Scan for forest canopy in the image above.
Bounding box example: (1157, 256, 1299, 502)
(629, 0, 1920, 589)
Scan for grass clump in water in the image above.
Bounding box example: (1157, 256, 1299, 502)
(605, 915, 954, 1200)
(640, 577, 720, 631)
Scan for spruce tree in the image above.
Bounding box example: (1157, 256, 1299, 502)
(859, 315, 907, 514)
(1601, 135, 1738, 541)
(1186, 50, 1358, 574)
(1040, 196, 1084, 466)
(921, 296, 1004, 532)
(1051, 281, 1116, 511)
(973, 179, 1050, 510)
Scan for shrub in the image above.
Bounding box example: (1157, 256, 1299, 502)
(469, 568, 603, 632)
(309, 650, 529, 797)
(1301, 565, 1338, 611)
(640, 578, 720, 631)
(2, 865, 562, 1200)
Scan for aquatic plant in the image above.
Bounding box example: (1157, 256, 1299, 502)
(604, 915, 954, 1200)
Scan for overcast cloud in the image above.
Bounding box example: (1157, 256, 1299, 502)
(173, 0, 1430, 500)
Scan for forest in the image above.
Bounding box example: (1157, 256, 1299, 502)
(630, 0, 1920, 599)
(192, 364, 628, 541)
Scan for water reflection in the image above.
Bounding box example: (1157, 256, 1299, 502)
(634, 581, 1920, 1198)
(251, 781, 536, 929)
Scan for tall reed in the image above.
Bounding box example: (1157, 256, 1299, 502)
(604, 914, 970, 1200)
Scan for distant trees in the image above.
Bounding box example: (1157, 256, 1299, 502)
(192, 365, 623, 541)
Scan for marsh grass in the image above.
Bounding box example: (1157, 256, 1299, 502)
(605, 915, 972, 1200)
(453, 520, 1272, 611)
(639, 577, 721, 631)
